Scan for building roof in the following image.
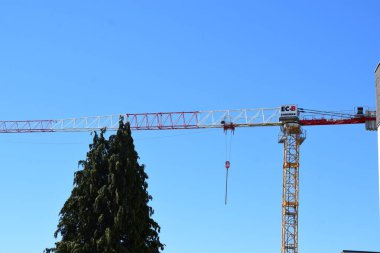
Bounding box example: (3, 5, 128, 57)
(343, 251, 380, 253)
(375, 62, 380, 73)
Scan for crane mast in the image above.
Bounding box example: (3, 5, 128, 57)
(278, 105, 306, 253)
(280, 123, 303, 253)
(0, 106, 376, 253)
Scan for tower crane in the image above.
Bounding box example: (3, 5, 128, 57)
(0, 105, 376, 253)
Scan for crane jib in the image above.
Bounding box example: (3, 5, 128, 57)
(0, 108, 376, 133)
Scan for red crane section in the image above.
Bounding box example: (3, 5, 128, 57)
(300, 117, 375, 126)
(298, 107, 376, 129)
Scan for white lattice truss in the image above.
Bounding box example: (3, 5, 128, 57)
(0, 108, 282, 133)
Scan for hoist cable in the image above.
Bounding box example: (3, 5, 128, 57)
(225, 168, 229, 205)
(224, 130, 233, 205)
(229, 133, 233, 161)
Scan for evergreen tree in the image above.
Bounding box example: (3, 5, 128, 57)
(45, 119, 164, 253)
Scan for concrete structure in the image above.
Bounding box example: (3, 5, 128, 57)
(376, 63, 380, 127)
(342, 251, 380, 253)
(376, 63, 380, 218)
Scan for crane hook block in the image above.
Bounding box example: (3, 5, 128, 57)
(225, 161, 230, 169)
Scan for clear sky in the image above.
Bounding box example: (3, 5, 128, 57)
(0, 1, 379, 253)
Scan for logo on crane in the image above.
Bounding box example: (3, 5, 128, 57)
(279, 105, 299, 123)
(281, 105, 298, 117)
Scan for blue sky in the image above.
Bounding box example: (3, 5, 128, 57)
(0, 1, 379, 252)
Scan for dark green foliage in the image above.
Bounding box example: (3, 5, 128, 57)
(45, 120, 164, 253)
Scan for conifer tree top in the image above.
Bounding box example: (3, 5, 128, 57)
(46, 119, 164, 253)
